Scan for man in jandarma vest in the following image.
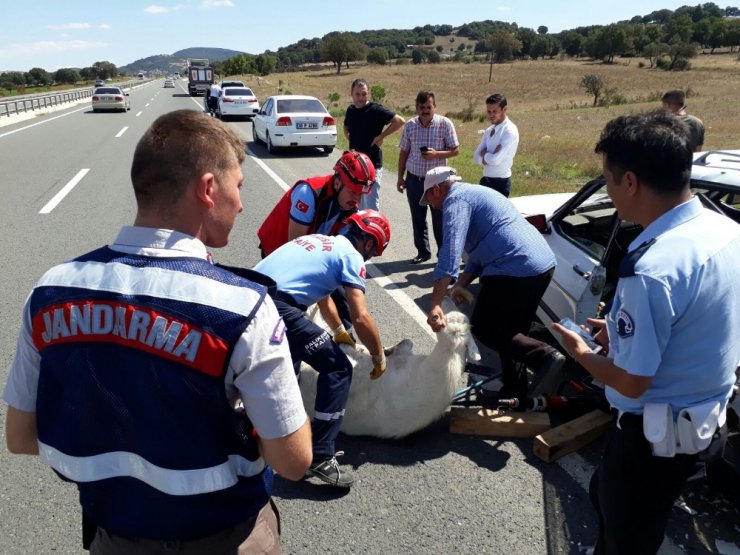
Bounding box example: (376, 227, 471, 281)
(4, 109, 312, 554)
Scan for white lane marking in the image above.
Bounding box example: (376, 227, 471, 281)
(0, 106, 87, 139)
(115, 126, 128, 138)
(145, 103, 150, 107)
(39, 168, 89, 214)
(136, 111, 143, 117)
(247, 147, 290, 191)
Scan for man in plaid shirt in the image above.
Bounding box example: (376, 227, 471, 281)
(396, 91, 459, 265)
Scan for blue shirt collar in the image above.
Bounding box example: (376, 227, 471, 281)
(628, 196, 703, 252)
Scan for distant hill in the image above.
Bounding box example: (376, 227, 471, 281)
(120, 47, 245, 75)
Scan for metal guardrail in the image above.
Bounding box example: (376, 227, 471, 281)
(0, 79, 150, 118)
(0, 89, 93, 118)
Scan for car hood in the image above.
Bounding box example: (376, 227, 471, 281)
(509, 192, 576, 218)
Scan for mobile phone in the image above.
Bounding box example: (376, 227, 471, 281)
(420, 146, 430, 153)
(558, 318, 602, 353)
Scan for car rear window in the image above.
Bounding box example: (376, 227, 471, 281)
(95, 88, 121, 94)
(276, 99, 326, 114)
(224, 88, 253, 96)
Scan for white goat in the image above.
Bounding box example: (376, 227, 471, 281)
(299, 304, 479, 439)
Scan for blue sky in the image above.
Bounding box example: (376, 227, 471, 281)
(2, 0, 697, 72)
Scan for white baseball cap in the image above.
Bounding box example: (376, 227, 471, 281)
(420, 166, 461, 206)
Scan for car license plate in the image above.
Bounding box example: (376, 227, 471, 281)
(296, 122, 318, 130)
(235, 100, 246, 104)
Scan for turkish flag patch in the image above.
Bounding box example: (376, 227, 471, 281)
(359, 267, 366, 279)
(295, 200, 309, 213)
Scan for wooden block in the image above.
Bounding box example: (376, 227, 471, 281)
(449, 407, 551, 438)
(533, 409, 611, 463)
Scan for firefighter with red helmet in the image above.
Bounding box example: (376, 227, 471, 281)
(254, 210, 392, 488)
(257, 150, 376, 257)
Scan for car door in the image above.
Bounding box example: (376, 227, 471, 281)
(255, 98, 273, 141)
(538, 179, 616, 327)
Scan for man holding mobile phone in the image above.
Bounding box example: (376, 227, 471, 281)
(552, 111, 739, 554)
(397, 91, 459, 265)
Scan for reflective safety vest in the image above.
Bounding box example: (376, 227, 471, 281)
(31, 247, 271, 541)
(258, 174, 340, 256)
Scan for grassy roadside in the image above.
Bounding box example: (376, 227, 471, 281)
(229, 54, 739, 195)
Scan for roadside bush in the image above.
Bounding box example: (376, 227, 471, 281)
(367, 48, 387, 66)
(327, 92, 340, 106)
(370, 85, 386, 103)
(655, 57, 671, 70)
(671, 59, 691, 71)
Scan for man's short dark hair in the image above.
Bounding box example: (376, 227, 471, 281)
(486, 93, 507, 108)
(131, 110, 245, 206)
(594, 110, 692, 196)
(351, 79, 369, 91)
(416, 91, 436, 105)
(661, 89, 686, 107)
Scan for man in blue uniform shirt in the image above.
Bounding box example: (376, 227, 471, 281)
(4, 110, 312, 554)
(422, 166, 563, 403)
(553, 110, 740, 555)
(254, 210, 391, 488)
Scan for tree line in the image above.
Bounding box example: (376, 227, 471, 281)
(3, 3, 739, 90)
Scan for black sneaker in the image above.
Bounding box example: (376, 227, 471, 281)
(306, 451, 354, 488)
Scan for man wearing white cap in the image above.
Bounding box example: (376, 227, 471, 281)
(421, 166, 564, 401)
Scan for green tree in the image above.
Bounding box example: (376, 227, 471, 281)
(580, 74, 605, 106)
(516, 28, 537, 58)
(487, 31, 522, 62)
(666, 39, 698, 69)
(27, 67, 52, 86)
(411, 48, 426, 64)
(255, 54, 276, 76)
(367, 48, 388, 65)
(320, 32, 365, 74)
(53, 68, 80, 84)
(92, 61, 118, 80)
(643, 42, 667, 68)
(427, 50, 441, 63)
(561, 31, 583, 57)
(537, 25, 549, 35)
(370, 85, 386, 103)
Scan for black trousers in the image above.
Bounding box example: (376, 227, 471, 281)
(590, 411, 726, 555)
(471, 269, 555, 396)
(479, 176, 511, 198)
(404, 171, 443, 258)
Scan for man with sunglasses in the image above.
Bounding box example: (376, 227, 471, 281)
(397, 91, 459, 265)
(255, 210, 392, 488)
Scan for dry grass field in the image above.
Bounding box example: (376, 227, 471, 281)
(235, 54, 739, 195)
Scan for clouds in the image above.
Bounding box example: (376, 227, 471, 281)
(0, 40, 106, 60)
(47, 23, 110, 31)
(144, 1, 233, 14)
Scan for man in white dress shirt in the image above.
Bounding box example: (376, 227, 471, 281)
(473, 93, 519, 197)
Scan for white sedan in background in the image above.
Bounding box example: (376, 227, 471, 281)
(217, 87, 259, 120)
(91, 87, 130, 113)
(252, 95, 337, 155)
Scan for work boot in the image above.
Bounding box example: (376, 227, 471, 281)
(306, 451, 354, 488)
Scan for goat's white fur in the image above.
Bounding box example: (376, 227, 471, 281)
(299, 306, 476, 439)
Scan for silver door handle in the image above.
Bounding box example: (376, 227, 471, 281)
(572, 265, 592, 279)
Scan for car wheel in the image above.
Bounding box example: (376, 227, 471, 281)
(323, 146, 334, 155)
(252, 124, 262, 145)
(267, 133, 277, 154)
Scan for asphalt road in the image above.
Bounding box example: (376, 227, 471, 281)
(0, 79, 737, 555)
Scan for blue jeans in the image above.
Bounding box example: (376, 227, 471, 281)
(273, 298, 352, 458)
(480, 176, 511, 197)
(404, 172, 443, 258)
(360, 167, 383, 211)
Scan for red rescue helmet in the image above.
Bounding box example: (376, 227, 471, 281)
(346, 209, 391, 256)
(333, 150, 376, 194)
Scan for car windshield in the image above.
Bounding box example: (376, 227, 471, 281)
(95, 88, 121, 94)
(276, 98, 326, 114)
(224, 88, 254, 96)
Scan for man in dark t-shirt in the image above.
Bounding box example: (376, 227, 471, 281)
(344, 79, 405, 210)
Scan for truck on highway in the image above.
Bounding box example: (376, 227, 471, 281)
(187, 58, 214, 96)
